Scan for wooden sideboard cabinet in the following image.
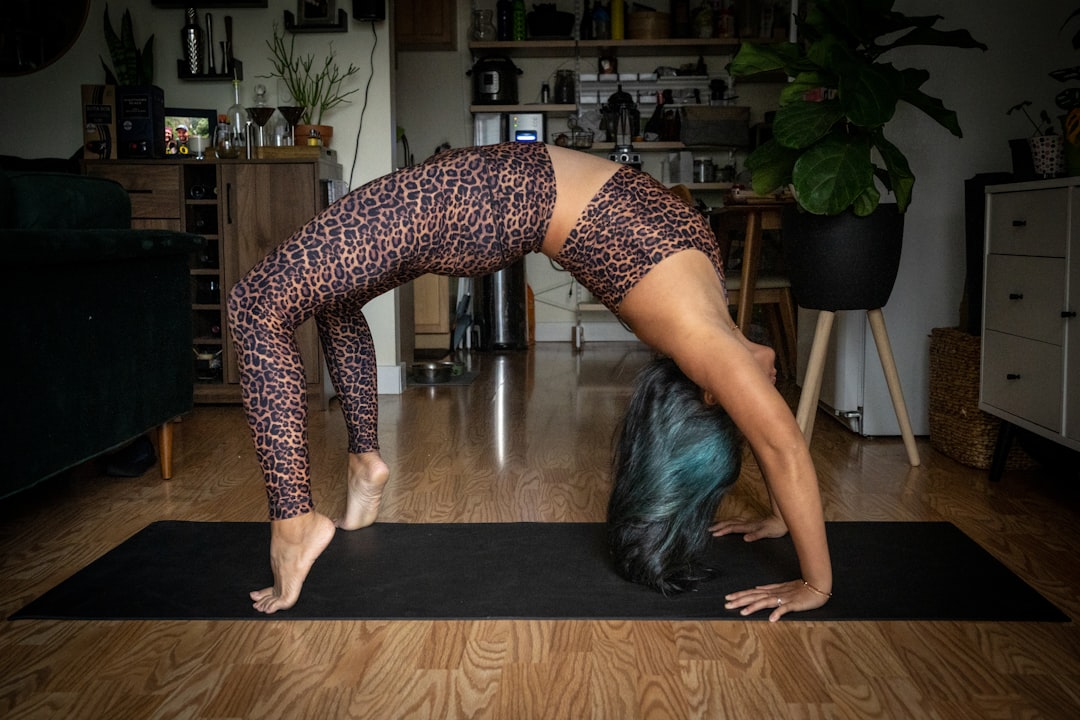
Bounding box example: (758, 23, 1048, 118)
(980, 178, 1080, 466)
(86, 155, 343, 404)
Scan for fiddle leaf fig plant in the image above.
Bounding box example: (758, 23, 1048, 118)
(730, 0, 987, 216)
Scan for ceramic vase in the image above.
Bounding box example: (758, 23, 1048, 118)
(1028, 135, 1065, 178)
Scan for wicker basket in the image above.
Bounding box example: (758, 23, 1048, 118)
(928, 327, 1034, 469)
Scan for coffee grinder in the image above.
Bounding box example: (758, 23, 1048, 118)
(604, 85, 641, 169)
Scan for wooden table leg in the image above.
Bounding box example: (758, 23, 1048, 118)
(736, 209, 763, 332)
(158, 421, 174, 480)
(866, 308, 921, 466)
(796, 310, 834, 444)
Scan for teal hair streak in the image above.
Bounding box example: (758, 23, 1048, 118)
(608, 357, 743, 594)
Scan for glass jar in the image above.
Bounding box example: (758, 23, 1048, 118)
(693, 157, 715, 183)
(471, 10, 497, 41)
(216, 79, 248, 158)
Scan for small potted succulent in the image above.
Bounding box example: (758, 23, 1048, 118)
(1007, 101, 1063, 179)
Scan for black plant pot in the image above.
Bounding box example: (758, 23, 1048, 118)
(782, 204, 904, 311)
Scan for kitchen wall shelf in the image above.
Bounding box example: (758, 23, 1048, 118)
(177, 59, 243, 81)
(469, 103, 576, 114)
(468, 37, 749, 58)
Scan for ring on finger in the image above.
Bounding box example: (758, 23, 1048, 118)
(776, 597, 783, 607)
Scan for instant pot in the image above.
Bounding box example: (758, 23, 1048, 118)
(469, 56, 521, 105)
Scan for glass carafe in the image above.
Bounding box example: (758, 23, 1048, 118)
(247, 83, 276, 147)
(554, 69, 575, 104)
(471, 10, 497, 40)
(214, 116, 242, 159)
(220, 78, 248, 158)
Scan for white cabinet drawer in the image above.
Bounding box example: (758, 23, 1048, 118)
(983, 254, 1066, 344)
(981, 330, 1063, 432)
(986, 188, 1068, 257)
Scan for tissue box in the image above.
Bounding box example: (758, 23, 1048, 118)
(680, 106, 750, 147)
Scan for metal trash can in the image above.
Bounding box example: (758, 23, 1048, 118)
(476, 260, 528, 351)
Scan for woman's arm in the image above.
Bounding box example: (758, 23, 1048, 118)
(685, 326, 833, 621)
(618, 251, 832, 621)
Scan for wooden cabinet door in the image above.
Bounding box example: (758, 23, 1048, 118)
(414, 273, 450, 333)
(395, 0, 457, 50)
(220, 162, 322, 386)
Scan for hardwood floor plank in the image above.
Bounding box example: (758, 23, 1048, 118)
(1, 342, 1078, 719)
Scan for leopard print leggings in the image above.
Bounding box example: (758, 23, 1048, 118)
(228, 142, 724, 520)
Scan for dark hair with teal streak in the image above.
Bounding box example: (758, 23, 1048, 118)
(608, 357, 743, 595)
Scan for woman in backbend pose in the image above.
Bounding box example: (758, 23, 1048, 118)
(228, 141, 832, 620)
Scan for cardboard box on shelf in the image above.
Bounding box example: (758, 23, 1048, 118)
(82, 85, 117, 160)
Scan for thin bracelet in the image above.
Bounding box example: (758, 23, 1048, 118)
(802, 580, 832, 598)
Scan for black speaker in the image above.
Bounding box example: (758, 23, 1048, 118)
(353, 0, 385, 21)
(117, 86, 166, 159)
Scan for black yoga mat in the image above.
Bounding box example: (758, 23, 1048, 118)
(9, 521, 1068, 622)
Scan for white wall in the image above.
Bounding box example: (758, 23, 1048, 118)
(0, 0, 404, 389)
(854, 0, 1076, 435)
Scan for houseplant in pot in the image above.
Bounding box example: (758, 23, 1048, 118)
(1005, 101, 1057, 180)
(264, 25, 361, 148)
(100, 5, 165, 158)
(729, 0, 986, 311)
(100, 5, 154, 87)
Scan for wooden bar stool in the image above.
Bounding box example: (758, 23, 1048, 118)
(670, 187, 797, 376)
(725, 274, 798, 379)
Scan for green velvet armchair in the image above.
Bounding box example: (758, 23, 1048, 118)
(0, 168, 204, 499)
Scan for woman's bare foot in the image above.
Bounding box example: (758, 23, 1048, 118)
(336, 451, 390, 531)
(250, 511, 336, 614)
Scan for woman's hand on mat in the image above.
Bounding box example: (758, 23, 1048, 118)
(709, 513, 788, 542)
(724, 579, 828, 622)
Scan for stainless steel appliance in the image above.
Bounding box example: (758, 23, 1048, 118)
(474, 113, 506, 145)
(469, 56, 521, 104)
(509, 112, 544, 142)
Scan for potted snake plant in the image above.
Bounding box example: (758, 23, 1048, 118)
(729, 0, 986, 311)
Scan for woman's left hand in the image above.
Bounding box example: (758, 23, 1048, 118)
(724, 579, 829, 622)
(709, 513, 788, 541)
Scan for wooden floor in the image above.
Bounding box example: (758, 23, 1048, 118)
(2, 342, 1079, 719)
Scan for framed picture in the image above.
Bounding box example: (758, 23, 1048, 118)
(164, 107, 216, 158)
(297, 0, 336, 25)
